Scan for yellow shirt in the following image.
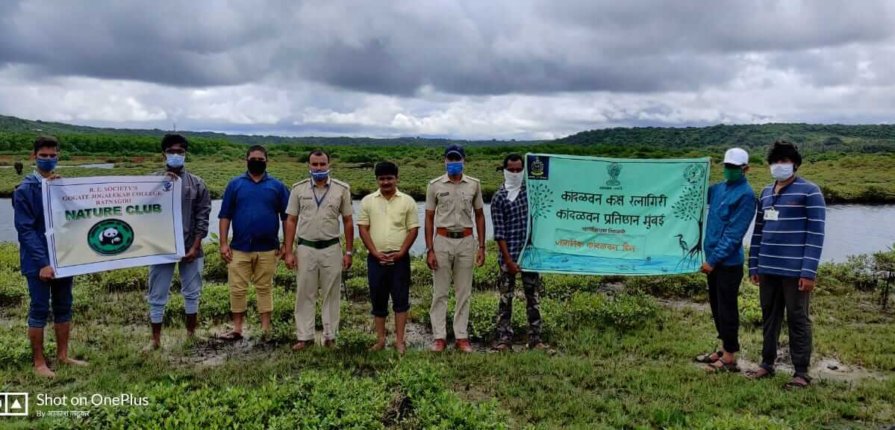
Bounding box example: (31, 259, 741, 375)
(357, 189, 419, 252)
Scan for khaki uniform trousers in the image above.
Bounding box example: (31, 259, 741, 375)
(294, 243, 342, 341)
(429, 235, 475, 340)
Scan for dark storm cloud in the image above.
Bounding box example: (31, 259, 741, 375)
(1, 0, 893, 94)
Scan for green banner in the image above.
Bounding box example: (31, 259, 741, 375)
(519, 154, 710, 275)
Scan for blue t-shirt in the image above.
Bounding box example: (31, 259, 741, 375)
(218, 173, 290, 252)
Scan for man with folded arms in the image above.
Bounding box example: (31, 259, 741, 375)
(357, 161, 419, 354)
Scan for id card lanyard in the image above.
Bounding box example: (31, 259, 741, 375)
(312, 182, 330, 209)
(766, 180, 791, 221)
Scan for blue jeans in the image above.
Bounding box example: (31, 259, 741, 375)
(27, 276, 74, 328)
(147, 258, 204, 324)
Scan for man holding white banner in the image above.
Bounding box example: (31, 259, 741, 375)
(14, 136, 88, 378)
(145, 134, 211, 351)
(40, 171, 185, 277)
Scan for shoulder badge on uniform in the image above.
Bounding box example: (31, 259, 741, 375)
(330, 178, 350, 189)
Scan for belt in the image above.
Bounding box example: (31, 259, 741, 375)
(297, 237, 340, 249)
(436, 227, 473, 239)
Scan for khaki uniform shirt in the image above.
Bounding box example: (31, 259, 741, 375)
(425, 174, 484, 230)
(286, 177, 352, 241)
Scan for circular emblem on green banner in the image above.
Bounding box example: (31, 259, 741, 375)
(87, 219, 135, 255)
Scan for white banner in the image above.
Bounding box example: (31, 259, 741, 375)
(41, 176, 185, 277)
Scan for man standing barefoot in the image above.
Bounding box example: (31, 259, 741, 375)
(14, 136, 88, 377)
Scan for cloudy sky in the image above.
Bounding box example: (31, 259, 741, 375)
(1, 0, 894, 140)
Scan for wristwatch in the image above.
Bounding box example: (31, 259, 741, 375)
(345, 251, 353, 256)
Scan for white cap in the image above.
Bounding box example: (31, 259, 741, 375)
(723, 148, 749, 166)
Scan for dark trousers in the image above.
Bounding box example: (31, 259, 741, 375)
(496, 270, 542, 345)
(367, 254, 411, 317)
(26, 276, 74, 328)
(759, 275, 813, 378)
(707, 265, 742, 353)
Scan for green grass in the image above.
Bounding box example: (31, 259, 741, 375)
(1, 242, 894, 428)
(3, 152, 895, 203)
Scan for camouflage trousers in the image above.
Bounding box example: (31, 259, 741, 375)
(495, 270, 542, 345)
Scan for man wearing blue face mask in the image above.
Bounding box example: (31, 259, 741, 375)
(696, 147, 756, 373)
(145, 134, 211, 350)
(283, 149, 354, 350)
(424, 144, 486, 353)
(14, 135, 88, 378)
(747, 140, 826, 389)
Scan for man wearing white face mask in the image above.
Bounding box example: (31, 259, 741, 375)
(146, 134, 211, 351)
(747, 140, 826, 389)
(491, 153, 545, 351)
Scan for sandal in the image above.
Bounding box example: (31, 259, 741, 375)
(783, 375, 811, 390)
(217, 331, 243, 341)
(705, 358, 740, 373)
(694, 350, 723, 364)
(744, 367, 775, 380)
(494, 342, 511, 352)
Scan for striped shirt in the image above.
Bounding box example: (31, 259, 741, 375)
(748, 176, 826, 279)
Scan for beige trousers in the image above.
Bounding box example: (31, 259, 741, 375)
(429, 235, 475, 340)
(228, 250, 278, 313)
(294, 244, 342, 341)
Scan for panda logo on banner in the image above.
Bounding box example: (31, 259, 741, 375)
(87, 219, 135, 255)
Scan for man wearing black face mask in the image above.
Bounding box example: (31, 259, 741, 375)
(218, 145, 290, 340)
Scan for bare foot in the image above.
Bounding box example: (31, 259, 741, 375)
(34, 365, 56, 378)
(58, 357, 89, 366)
(369, 341, 386, 352)
(394, 342, 406, 355)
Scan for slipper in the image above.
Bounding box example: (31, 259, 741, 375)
(694, 350, 723, 364)
(744, 368, 775, 380)
(705, 358, 740, 373)
(783, 375, 811, 390)
(493, 342, 511, 352)
(217, 331, 243, 341)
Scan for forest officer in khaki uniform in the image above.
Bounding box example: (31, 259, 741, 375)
(425, 144, 486, 353)
(284, 149, 354, 351)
